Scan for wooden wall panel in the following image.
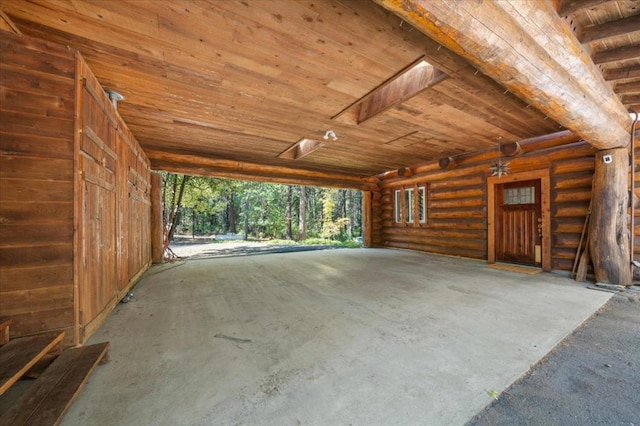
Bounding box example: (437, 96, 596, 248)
(379, 139, 600, 273)
(1, 31, 151, 345)
(0, 31, 76, 344)
(78, 58, 151, 341)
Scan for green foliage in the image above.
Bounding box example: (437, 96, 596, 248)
(321, 189, 350, 240)
(163, 173, 363, 241)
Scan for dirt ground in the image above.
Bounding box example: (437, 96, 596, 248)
(468, 288, 640, 426)
(170, 236, 337, 259)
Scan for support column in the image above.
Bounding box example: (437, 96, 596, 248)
(362, 191, 372, 248)
(589, 148, 632, 285)
(150, 172, 164, 264)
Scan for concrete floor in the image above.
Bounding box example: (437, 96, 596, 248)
(63, 249, 611, 426)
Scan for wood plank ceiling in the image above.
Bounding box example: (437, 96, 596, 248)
(1, 0, 637, 180)
(559, 0, 640, 112)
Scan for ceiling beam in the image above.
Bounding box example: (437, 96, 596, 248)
(616, 81, 640, 95)
(146, 150, 380, 191)
(581, 15, 640, 44)
(373, 0, 631, 150)
(605, 65, 640, 81)
(558, 0, 610, 17)
(593, 45, 640, 65)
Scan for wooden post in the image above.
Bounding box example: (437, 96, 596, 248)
(150, 172, 164, 264)
(589, 148, 632, 285)
(362, 191, 373, 248)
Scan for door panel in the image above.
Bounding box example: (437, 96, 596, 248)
(496, 180, 541, 265)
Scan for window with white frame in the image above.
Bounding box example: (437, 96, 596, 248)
(418, 186, 426, 223)
(405, 188, 414, 223)
(394, 189, 402, 223)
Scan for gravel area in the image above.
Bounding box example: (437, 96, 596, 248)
(468, 288, 640, 426)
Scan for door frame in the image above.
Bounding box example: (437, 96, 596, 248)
(488, 169, 551, 271)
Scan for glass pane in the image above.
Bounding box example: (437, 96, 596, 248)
(405, 189, 414, 223)
(419, 187, 426, 222)
(504, 186, 535, 205)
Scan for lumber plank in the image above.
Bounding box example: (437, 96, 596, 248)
(0, 342, 110, 426)
(0, 331, 65, 395)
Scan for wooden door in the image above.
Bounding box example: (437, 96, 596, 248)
(496, 179, 542, 266)
(78, 80, 119, 334)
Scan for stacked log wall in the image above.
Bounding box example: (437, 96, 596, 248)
(379, 138, 600, 272)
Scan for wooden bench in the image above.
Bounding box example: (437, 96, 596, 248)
(1, 342, 110, 426)
(0, 331, 65, 395)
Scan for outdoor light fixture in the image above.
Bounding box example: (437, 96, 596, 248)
(104, 89, 125, 108)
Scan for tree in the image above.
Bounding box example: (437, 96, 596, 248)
(286, 185, 293, 240)
(299, 186, 307, 240)
(167, 175, 189, 241)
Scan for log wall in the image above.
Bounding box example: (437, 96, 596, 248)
(0, 31, 151, 345)
(379, 137, 601, 273)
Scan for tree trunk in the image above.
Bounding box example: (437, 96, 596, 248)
(167, 175, 189, 242)
(346, 190, 354, 239)
(192, 209, 196, 239)
(285, 185, 293, 240)
(243, 198, 249, 241)
(298, 186, 307, 241)
(589, 148, 632, 285)
(228, 193, 237, 233)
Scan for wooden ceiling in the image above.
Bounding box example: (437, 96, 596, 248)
(1, 1, 637, 181)
(559, 0, 640, 111)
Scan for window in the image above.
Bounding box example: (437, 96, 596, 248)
(394, 186, 427, 225)
(405, 188, 414, 223)
(420, 187, 427, 222)
(504, 186, 535, 205)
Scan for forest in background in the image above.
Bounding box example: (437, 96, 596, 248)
(162, 173, 363, 242)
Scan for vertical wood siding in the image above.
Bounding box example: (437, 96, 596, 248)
(0, 34, 76, 342)
(78, 58, 151, 341)
(0, 32, 151, 345)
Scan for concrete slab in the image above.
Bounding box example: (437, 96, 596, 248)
(62, 249, 611, 426)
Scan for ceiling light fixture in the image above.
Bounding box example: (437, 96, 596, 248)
(323, 129, 337, 141)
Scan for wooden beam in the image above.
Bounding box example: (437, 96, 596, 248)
(373, 0, 631, 150)
(622, 95, 640, 105)
(147, 150, 380, 192)
(558, 0, 610, 17)
(593, 45, 640, 65)
(150, 172, 163, 264)
(438, 156, 457, 170)
(589, 148, 632, 285)
(581, 15, 640, 44)
(616, 81, 640, 95)
(605, 65, 640, 82)
(356, 60, 447, 123)
(500, 142, 523, 157)
(333, 56, 448, 124)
